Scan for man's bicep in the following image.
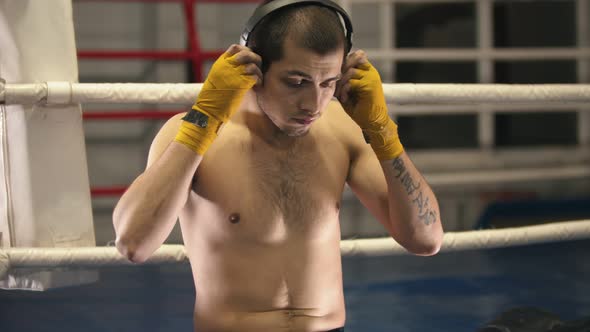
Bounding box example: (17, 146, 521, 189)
(346, 143, 390, 227)
(146, 112, 186, 168)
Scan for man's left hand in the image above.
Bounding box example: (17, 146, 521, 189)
(336, 50, 404, 161)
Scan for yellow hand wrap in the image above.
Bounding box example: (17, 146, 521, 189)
(344, 61, 404, 161)
(174, 52, 257, 155)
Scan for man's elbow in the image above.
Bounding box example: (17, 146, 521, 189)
(115, 237, 150, 264)
(398, 234, 443, 256)
(409, 241, 442, 256)
(112, 205, 152, 263)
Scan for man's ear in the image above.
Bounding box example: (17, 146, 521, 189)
(252, 75, 264, 92)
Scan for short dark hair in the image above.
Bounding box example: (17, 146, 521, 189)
(247, 1, 347, 73)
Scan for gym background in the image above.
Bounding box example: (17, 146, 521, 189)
(75, 0, 590, 243)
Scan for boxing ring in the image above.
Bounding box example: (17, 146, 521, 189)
(1, 82, 590, 331)
(2, 238, 590, 332)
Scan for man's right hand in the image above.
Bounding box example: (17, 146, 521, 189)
(174, 44, 262, 155)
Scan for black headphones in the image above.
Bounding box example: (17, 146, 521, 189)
(240, 0, 354, 53)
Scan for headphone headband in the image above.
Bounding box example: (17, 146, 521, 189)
(240, 0, 353, 52)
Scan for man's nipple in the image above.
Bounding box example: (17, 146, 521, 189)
(229, 213, 241, 224)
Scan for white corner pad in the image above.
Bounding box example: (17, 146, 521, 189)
(0, 78, 5, 104)
(0, 249, 10, 280)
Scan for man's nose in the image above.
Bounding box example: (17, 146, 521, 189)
(299, 86, 322, 114)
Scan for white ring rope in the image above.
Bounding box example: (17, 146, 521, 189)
(0, 220, 588, 273)
(2, 82, 590, 105)
(423, 165, 590, 187)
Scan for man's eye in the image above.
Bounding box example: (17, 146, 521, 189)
(322, 81, 337, 88)
(286, 80, 304, 88)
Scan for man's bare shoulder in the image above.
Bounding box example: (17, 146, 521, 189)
(146, 112, 186, 167)
(323, 99, 364, 147)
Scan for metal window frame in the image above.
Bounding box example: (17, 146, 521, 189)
(341, 0, 589, 169)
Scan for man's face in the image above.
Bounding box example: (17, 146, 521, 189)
(256, 37, 344, 137)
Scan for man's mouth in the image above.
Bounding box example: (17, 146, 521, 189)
(293, 117, 316, 125)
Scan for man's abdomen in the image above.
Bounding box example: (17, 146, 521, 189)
(185, 216, 346, 332)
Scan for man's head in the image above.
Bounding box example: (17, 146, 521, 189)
(246, 0, 350, 73)
(244, 1, 351, 137)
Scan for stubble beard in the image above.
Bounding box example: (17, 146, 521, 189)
(256, 95, 310, 138)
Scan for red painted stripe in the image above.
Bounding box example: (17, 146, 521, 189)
(91, 186, 128, 197)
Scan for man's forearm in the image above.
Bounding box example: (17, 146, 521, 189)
(381, 152, 443, 255)
(113, 142, 202, 262)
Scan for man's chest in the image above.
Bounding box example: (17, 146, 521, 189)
(190, 128, 350, 237)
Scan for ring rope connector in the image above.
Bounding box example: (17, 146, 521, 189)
(46, 81, 73, 105)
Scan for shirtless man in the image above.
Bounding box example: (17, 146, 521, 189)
(113, 1, 444, 331)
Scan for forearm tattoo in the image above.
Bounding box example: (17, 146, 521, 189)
(392, 157, 437, 226)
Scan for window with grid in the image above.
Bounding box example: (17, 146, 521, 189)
(346, 0, 588, 150)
